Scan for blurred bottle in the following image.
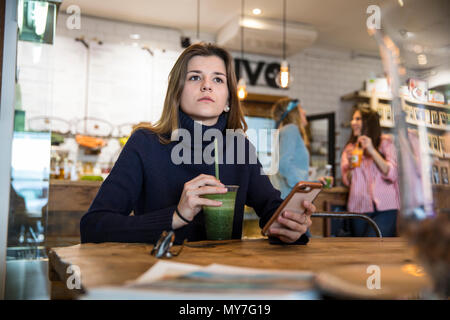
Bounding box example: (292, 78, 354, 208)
(93, 164, 101, 176)
(58, 160, 65, 180)
(83, 162, 93, 175)
(324, 164, 333, 189)
(63, 159, 71, 180)
(75, 161, 83, 181)
(50, 157, 58, 179)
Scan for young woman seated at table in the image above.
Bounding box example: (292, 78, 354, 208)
(80, 43, 316, 245)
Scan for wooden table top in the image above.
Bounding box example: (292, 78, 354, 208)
(48, 237, 432, 299)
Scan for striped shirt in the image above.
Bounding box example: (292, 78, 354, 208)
(341, 135, 400, 213)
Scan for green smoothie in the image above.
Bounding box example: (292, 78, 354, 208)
(202, 185, 239, 240)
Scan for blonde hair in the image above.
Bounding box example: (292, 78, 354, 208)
(272, 98, 309, 148)
(134, 43, 247, 144)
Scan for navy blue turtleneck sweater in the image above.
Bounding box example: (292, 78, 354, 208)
(80, 110, 308, 244)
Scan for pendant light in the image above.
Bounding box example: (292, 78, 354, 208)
(237, 0, 248, 100)
(197, 0, 200, 40)
(191, 0, 201, 44)
(279, 0, 290, 89)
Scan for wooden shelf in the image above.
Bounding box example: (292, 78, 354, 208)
(434, 183, 450, 187)
(433, 184, 450, 189)
(49, 179, 102, 187)
(429, 154, 449, 161)
(379, 121, 395, 128)
(342, 91, 449, 132)
(342, 91, 450, 110)
(405, 118, 450, 131)
(241, 92, 289, 118)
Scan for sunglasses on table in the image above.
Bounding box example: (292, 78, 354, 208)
(150, 230, 185, 259)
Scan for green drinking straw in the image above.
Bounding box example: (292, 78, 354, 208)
(214, 138, 219, 180)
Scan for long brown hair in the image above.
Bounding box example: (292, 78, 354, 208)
(134, 43, 247, 143)
(272, 98, 310, 149)
(346, 107, 382, 150)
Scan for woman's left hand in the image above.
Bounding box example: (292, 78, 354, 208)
(318, 176, 334, 188)
(267, 201, 316, 243)
(357, 135, 375, 155)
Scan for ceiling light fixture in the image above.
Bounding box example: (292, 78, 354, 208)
(400, 29, 414, 39)
(417, 54, 427, 65)
(278, 0, 290, 89)
(237, 0, 248, 100)
(252, 8, 261, 15)
(130, 34, 140, 40)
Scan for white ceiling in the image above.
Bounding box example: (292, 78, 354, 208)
(59, 0, 391, 54)
(59, 0, 449, 70)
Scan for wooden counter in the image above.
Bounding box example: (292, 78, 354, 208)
(310, 186, 349, 236)
(46, 180, 349, 244)
(48, 179, 102, 212)
(46, 180, 102, 243)
(48, 237, 431, 299)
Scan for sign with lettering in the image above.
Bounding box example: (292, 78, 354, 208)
(234, 58, 282, 89)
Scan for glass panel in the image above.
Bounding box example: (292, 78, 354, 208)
(6, 2, 53, 299)
(9, 131, 50, 245)
(375, 0, 449, 298)
(307, 114, 335, 181)
(244, 116, 277, 174)
(243, 116, 277, 237)
(6, 119, 51, 300)
(308, 118, 329, 179)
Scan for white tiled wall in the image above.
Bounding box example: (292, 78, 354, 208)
(238, 48, 385, 175)
(17, 13, 384, 175)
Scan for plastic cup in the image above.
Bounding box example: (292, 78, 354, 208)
(201, 185, 239, 240)
(351, 147, 363, 168)
(324, 176, 333, 189)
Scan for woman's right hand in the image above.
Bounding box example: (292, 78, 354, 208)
(346, 149, 353, 170)
(174, 174, 227, 227)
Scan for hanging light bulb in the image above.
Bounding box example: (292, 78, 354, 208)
(278, 0, 290, 89)
(237, 0, 248, 100)
(279, 60, 290, 88)
(237, 78, 248, 100)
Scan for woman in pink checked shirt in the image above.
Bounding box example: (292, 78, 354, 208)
(341, 108, 400, 237)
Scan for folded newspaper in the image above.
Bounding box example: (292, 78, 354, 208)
(82, 261, 318, 300)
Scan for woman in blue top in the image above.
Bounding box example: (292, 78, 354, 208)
(270, 98, 310, 199)
(80, 43, 316, 245)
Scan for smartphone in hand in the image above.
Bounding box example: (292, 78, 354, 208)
(262, 181, 323, 236)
